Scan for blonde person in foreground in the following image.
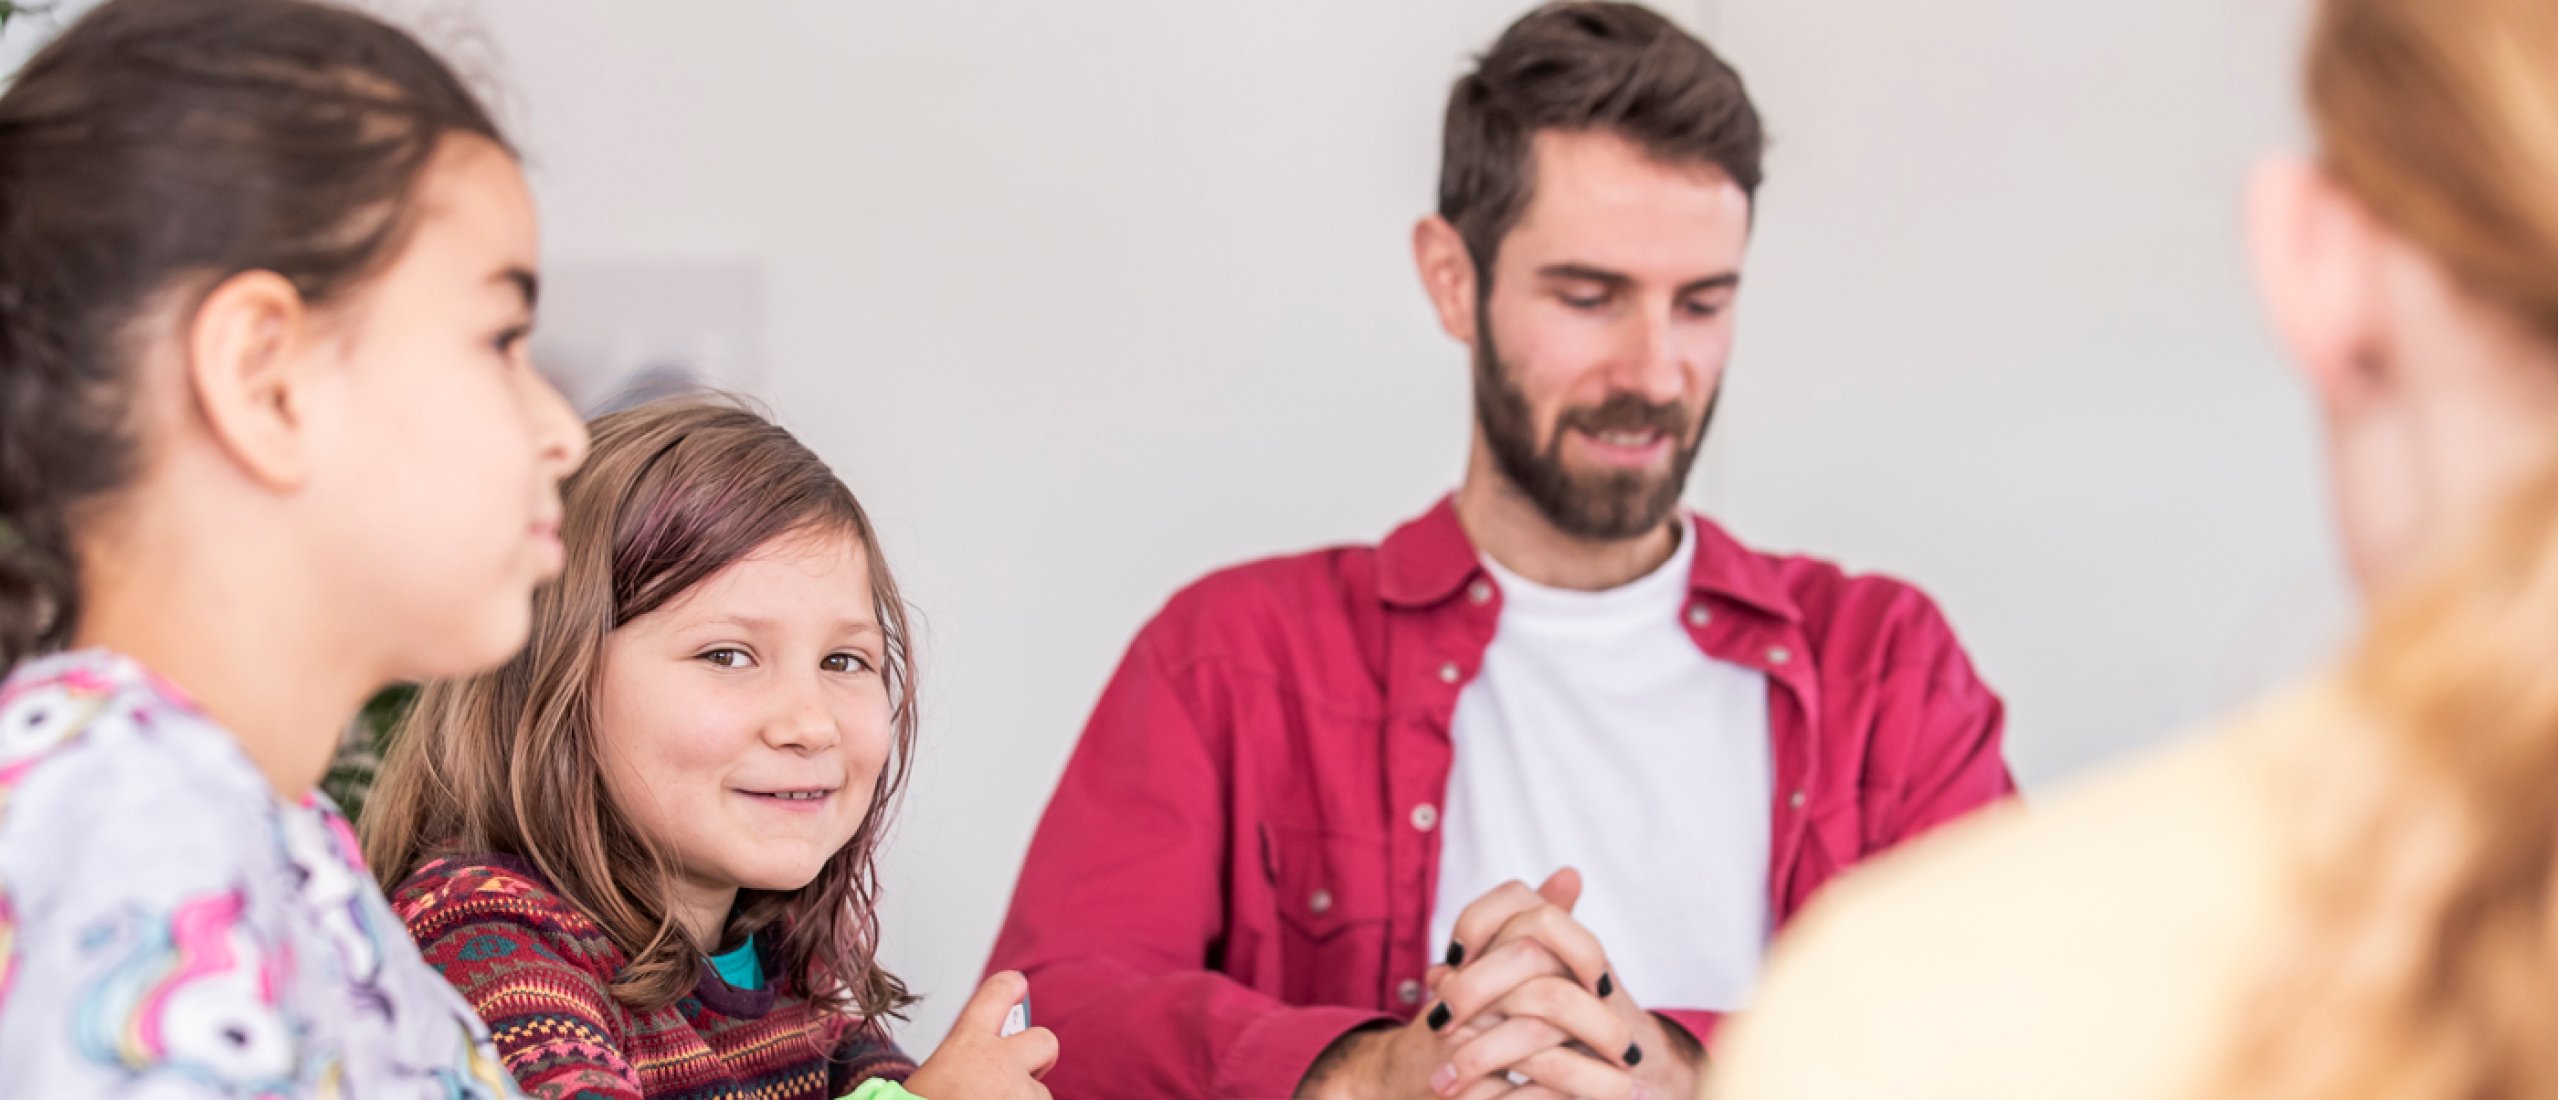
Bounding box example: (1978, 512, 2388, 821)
(1711, 0, 2558, 1097)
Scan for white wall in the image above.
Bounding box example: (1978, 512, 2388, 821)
(1706, 0, 2340, 787)
(2, 0, 2339, 1053)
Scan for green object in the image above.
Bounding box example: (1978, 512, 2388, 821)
(842, 1080, 922, 1100)
(0, 3, 54, 32)
(322, 682, 417, 822)
(708, 938, 763, 992)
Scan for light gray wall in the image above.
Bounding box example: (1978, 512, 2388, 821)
(0, 0, 2337, 1053)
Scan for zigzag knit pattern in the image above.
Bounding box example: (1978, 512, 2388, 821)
(395, 855, 916, 1100)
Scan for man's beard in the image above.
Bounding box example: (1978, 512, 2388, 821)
(1471, 311, 1714, 542)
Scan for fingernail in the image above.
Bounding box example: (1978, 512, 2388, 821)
(1444, 940, 1465, 967)
(1430, 1063, 1460, 1096)
(1427, 1002, 1451, 1031)
(1597, 971, 1615, 998)
(1625, 1042, 1644, 1066)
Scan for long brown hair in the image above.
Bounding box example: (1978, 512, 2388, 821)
(363, 396, 918, 1020)
(0, 0, 505, 664)
(2226, 0, 2558, 1095)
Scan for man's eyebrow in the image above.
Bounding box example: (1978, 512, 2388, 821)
(1536, 263, 1631, 285)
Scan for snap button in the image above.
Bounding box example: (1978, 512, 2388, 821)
(1410, 803, 1439, 831)
(1767, 645, 1792, 665)
(1469, 580, 1494, 606)
(1438, 662, 1461, 684)
(1308, 889, 1334, 915)
(1397, 979, 1423, 1006)
(1687, 605, 1711, 628)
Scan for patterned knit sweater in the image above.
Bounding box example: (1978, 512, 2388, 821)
(394, 854, 915, 1100)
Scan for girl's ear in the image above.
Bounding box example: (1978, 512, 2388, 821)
(186, 270, 320, 490)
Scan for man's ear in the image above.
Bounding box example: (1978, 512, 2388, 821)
(1414, 214, 1484, 347)
(185, 270, 318, 491)
(2247, 154, 2392, 409)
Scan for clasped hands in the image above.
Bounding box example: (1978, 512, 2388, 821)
(1305, 868, 1702, 1100)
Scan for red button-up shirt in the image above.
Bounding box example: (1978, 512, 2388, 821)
(987, 500, 2014, 1099)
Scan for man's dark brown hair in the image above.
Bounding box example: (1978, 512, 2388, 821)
(1439, 1, 1766, 277)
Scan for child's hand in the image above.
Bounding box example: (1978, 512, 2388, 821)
(906, 971, 1058, 1100)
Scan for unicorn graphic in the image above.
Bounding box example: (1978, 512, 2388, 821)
(278, 804, 388, 1008)
(418, 1030, 517, 1100)
(75, 889, 301, 1098)
(0, 669, 116, 815)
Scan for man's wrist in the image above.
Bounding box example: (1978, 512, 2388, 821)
(1295, 1020, 1397, 1100)
(1638, 1009, 1709, 1097)
(1649, 1010, 1706, 1065)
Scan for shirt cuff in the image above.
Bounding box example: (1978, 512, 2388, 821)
(1215, 1004, 1399, 1100)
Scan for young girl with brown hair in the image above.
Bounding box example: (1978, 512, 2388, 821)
(366, 397, 1055, 1100)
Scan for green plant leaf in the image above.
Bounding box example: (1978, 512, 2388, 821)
(323, 682, 418, 822)
(0, 3, 56, 34)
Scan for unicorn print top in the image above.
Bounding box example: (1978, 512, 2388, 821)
(0, 649, 520, 1098)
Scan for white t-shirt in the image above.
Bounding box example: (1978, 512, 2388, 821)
(1429, 525, 1774, 1011)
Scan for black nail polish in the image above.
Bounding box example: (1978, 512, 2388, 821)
(1625, 1043, 1644, 1067)
(1597, 972, 1615, 999)
(1427, 1003, 1452, 1031)
(1444, 941, 1465, 967)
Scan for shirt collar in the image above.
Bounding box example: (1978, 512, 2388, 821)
(1376, 495, 1802, 623)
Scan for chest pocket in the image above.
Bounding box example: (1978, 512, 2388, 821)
(1262, 823, 1392, 1007)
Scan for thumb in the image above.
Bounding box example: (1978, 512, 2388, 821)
(1009, 1026, 1061, 1079)
(955, 971, 1030, 1035)
(1539, 866, 1583, 913)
